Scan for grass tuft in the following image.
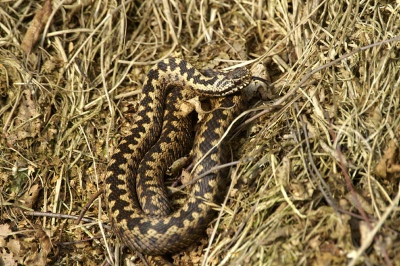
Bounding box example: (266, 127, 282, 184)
(0, 0, 399, 265)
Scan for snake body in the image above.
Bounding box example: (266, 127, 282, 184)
(104, 58, 251, 256)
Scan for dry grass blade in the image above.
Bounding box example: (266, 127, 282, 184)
(0, 0, 399, 265)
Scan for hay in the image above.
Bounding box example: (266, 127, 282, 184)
(0, 0, 399, 265)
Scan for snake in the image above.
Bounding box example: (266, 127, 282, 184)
(104, 58, 252, 262)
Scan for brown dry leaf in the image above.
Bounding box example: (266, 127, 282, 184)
(6, 89, 42, 146)
(20, 183, 40, 209)
(180, 96, 201, 116)
(249, 62, 272, 100)
(6, 239, 21, 258)
(1, 248, 17, 266)
(167, 156, 189, 176)
(37, 227, 52, 258)
(180, 169, 192, 185)
(183, 96, 221, 123)
(0, 223, 12, 240)
(21, 0, 53, 54)
(0, 224, 18, 265)
(24, 228, 51, 266)
(375, 140, 400, 178)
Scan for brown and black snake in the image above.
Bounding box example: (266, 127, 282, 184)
(104, 57, 252, 263)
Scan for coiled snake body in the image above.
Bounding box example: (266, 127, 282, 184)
(104, 58, 251, 259)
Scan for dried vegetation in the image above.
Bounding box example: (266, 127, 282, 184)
(0, 0, 399, 265)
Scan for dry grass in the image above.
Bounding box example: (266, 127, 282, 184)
(0, 0, 399, 265)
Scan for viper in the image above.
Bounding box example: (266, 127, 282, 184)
(104, 57, 252, 264)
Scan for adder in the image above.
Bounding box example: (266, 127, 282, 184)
(104, 57, 254, 263)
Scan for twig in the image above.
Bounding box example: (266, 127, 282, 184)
(76, 189, 104, 225)
(26, 210, 111, 229)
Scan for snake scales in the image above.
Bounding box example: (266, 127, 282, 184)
(104, 58, 252, 260)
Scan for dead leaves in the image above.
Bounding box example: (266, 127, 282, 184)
(21, 0, 53, 54)
(24, 228, 52, 266)
(5, 89, 41, 146)
(375, 140, 400, 178)
(20, 184, 41, 209)
(0, 224, 51, 266)
(0, 224, 13, 246)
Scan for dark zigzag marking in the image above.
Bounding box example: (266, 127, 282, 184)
(156, 60, 169, 72)
(105, 58, 249, 257)
(168, 57, 178, 71)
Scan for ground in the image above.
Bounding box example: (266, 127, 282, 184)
(0, 1, 399, 265)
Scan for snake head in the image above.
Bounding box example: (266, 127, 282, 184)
(215, 67, 252, 96)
